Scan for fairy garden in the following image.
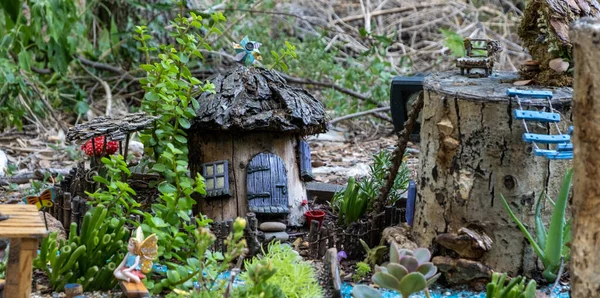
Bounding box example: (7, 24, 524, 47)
(2, 0, 600, 297)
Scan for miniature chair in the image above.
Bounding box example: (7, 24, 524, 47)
(456, 38, 502, 77)
(507, 88, 573, 160)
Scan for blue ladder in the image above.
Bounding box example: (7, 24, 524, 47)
(508, 89, 573, 160)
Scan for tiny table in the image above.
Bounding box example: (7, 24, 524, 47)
(0, 204, 48, 298)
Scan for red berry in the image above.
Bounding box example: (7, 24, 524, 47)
(81, 136, 119, 157)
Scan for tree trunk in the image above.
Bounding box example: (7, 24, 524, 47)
(414, 72, 573, 275)
(570, 18, 600, 298)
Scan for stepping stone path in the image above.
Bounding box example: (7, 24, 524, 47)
(259, 222, 289, 241)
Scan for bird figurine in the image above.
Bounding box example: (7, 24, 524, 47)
(232, 36, 262, 66)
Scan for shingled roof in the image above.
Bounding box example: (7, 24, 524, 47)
(193, 66, 328, 136)
(520, 0, 600, 47)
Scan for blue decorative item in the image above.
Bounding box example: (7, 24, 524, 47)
(405, 180, 416, 226)
(509, 88, 573, 160)
(233, 36, 262, 66)
(247, 152, 289, 214)
(506, 88, 553, 99)
(299, 140, 314, 181)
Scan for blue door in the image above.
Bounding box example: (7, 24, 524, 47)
(247, 152, 289, 214)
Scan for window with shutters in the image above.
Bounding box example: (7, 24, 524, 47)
(202, 160, 230, 198)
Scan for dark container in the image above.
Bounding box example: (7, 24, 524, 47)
(390, 75, 425, 138)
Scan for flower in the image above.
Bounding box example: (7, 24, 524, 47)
(301, 199, 308, 206)
(81, 136, 119, 157)
(337, 250, 347, 262)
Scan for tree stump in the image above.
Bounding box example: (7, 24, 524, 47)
(570, 18, 600, 298)
(414, 72, 573, 275)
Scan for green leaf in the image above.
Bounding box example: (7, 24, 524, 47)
(386, 263, 408, 281)
(18, 51, 31, 71)
(545, 169, 572, 271)
(501, 194, 546, 264)
(74, 101, 90, 115)
(398, 272, 427, 297)
(352, 285, 382, 298)
(158, 182, 177, 194)
(535, 191, 547, 250)
(92, 176, 110, 185)
(372, 272, 401, 292)
(167, 270, 180, 283)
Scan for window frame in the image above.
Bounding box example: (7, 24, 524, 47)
(201, 160, 230, 197)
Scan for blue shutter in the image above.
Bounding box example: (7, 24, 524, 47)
(299, 140, 314, 181)
(247, 152, 289, 214)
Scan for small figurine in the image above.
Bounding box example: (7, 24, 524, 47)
(232, 36, 262, 66)
(114, 227, 158, 284)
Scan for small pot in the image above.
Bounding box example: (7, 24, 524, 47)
(305, 210, 326, 228)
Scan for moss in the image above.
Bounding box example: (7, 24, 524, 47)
(517, 0, 575, 86)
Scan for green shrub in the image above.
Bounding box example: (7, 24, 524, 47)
(239, 242, 323, 298)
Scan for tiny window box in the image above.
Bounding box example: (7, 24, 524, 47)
(202, 160, 231, 198)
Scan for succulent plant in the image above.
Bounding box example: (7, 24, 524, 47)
(353, 243, 440, 298)
(486, 272, 537, 298)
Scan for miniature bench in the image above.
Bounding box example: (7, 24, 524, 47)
(0, 204, 48, 298)
(456, 38, 502, 77)
(119, 280, 149, 298)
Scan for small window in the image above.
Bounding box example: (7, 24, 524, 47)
(202, 160, 231, 198)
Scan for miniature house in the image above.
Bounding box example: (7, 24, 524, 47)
(189, 66, 327, 226)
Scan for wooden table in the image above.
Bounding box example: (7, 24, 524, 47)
(0, 204, 48, 298)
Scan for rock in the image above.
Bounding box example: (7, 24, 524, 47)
(259, 222, 286, 232)
(549, 58, 570, 73)
(38, 212, 66, 241)
(433, 255, 492, 286)
(264, 231, 289, 242)
(381, 223, 418, 250)
(435, 227, 493, 260)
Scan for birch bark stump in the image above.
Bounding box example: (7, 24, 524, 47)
(570, 18, 600, 298)
(413, 72, 573, 275)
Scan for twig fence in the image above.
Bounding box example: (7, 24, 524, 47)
(306, 206, 406, 260)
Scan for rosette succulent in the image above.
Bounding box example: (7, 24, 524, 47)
(353, 243, 440, 298)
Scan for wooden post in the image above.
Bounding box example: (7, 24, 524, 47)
(325, 248, 342, 298)
(318, 221, 329, 258)
(308, 220, 320, 258)
(570, 18, 600, 298)
(5, 238, 38, 298)
(63, 193, 72, 234)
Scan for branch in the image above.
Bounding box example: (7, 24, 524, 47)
(76, 56, 138, 82)
(372, 91, 424, 214)
(276, 72, 385, 107)
(0, 168, 71, 186)
(331, 4, 448, 25)
(330, 107, 390, 124)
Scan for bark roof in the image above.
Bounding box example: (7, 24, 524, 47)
(193, 66, 328, 135)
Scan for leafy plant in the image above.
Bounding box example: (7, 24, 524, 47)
(353, 261, 372, 283)
(500, 169, 573, 282)
(86, 155, 140, 220)
(135, 7, 224, 262)
(359, 239, 388, 267)
(269, 41, 298, 72)
(232, 259, 285, 298)
(486, 272, 537, 298)
(353, 244, 440, 298)
(331, 150, 411, 226)
(239, 242, 323, 298)
(34, 207, 129, 291)
(332, 176, 369, 226)
(157, 218, 248, 296)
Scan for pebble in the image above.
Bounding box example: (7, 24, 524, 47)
(259, 222, 286, 232)
(264, 231, 290, 241)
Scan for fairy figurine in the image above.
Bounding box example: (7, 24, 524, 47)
(114, 226, 158, 283)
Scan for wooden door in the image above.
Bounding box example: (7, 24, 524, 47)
(247, 152, 289, 214)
